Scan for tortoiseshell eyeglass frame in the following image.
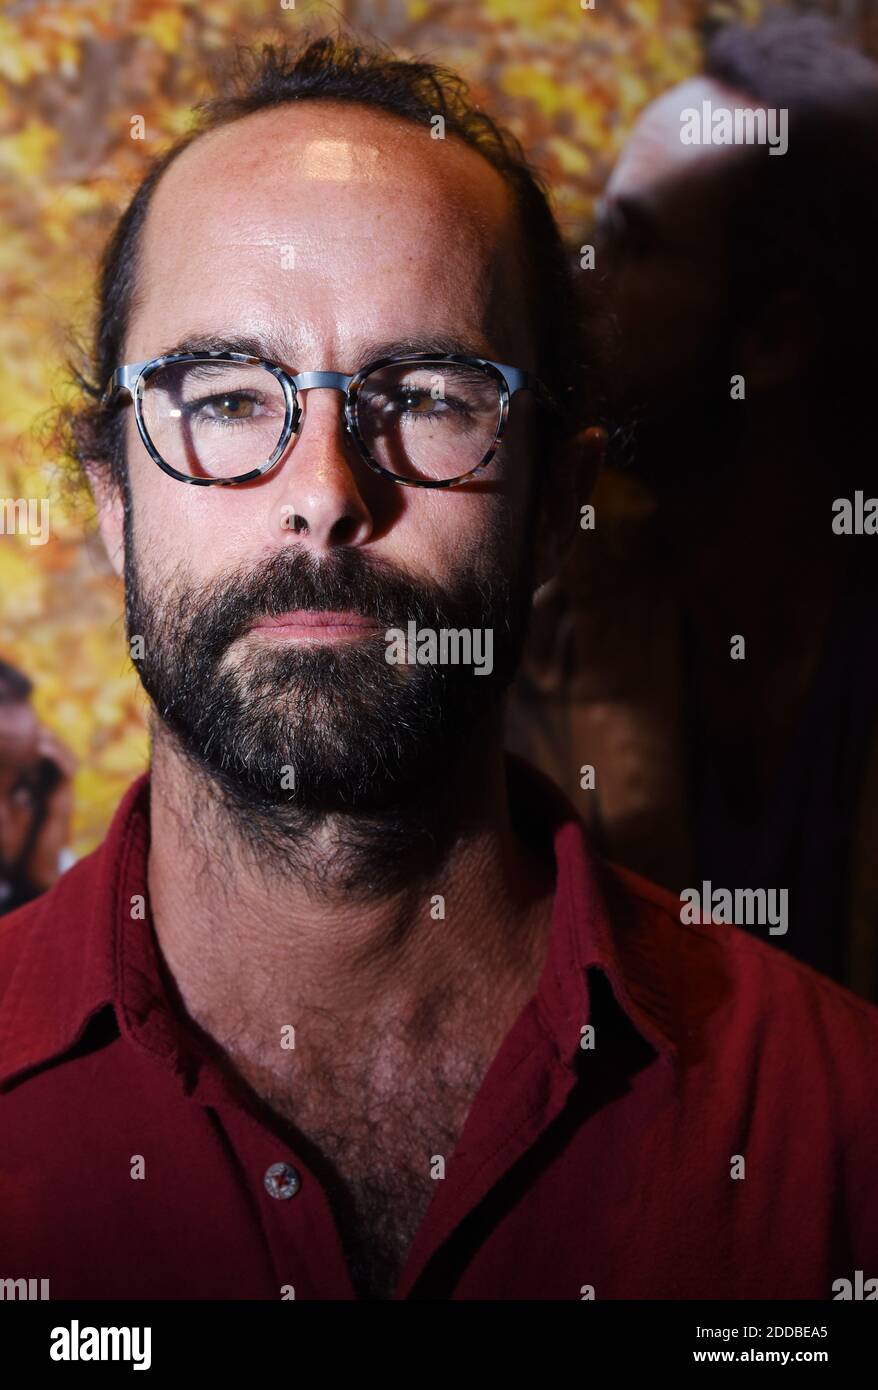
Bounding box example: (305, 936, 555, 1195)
(101, 349, 555, 489)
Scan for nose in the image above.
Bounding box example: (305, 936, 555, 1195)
(268, 386, 375, 550)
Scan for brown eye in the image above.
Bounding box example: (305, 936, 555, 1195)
(398, 390, 435, 415)
(211, 394, 255, 420)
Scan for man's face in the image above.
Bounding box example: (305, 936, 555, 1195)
(587, 78, 756, 491)
(99, 103, 542, 815)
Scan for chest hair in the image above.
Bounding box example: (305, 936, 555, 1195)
(228, 999, 501, 1299)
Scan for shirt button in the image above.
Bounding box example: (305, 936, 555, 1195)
(264, 1161, 301, 1200)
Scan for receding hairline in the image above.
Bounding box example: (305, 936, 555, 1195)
(130, 96, 535, 363)
(154, 97, 519, 228)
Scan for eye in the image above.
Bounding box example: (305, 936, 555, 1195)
(206, 393, 257, 421)
(398, 389, 437, 414)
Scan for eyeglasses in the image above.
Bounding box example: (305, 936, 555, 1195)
(102, 350, 553, 489)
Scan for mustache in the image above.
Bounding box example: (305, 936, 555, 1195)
(135, 545, 496, 657)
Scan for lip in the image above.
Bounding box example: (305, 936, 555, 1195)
(249, 610, 383, 641)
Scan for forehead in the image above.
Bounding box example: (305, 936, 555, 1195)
(130, 102, 529, 364)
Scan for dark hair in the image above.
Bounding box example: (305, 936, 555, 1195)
(61, 33, 587, 504)
(701, 12, 878, 471)
(0, 658, 33, 704)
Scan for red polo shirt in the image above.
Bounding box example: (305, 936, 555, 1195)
(1, 760, 877, 1300)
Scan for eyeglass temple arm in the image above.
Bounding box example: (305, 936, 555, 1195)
(101, 362, 150, 407)
(490, 363, 558, 412)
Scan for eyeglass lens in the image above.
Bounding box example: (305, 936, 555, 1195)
(138, 358, 503, 483)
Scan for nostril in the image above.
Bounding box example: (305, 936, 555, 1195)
(280, 508, 309, 534)
(331, 515, 361, 546)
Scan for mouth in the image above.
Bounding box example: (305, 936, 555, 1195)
(248, 610, 385, 643)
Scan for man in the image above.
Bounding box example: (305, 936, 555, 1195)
(0, 658, 75, 914)
(507, 14, 878, 1000)
(1, 36, 876, 1301)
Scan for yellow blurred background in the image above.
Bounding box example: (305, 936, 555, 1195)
(1, 0, 859, 855)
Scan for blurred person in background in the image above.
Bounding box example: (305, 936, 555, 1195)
(0, 657, 76, 913)
(507, 11, 878, 1001)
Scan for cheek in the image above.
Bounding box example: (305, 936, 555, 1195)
(124, 413, 526, 591)
(389, 493, 492, 573)
(125, 416, 251, 580)
(487, 410, 537, 545)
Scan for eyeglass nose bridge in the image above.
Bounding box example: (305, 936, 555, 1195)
(283, 372, 358, 449)
(288, 371, 355, 393)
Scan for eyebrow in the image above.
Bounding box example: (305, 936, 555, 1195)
(156, 330, 500, 371)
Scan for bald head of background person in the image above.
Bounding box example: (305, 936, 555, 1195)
(589, 12, 878, 504)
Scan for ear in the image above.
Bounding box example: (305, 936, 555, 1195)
(532, 425, 606, 591)
(735, 286, 821, 392)
(87, 464, 126, 580)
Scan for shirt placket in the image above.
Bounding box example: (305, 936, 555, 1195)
(189, 1060, 358, 1300)
(394, 1007, 582, 1298)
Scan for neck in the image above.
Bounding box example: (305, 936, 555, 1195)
(146, 717, 556, 1067)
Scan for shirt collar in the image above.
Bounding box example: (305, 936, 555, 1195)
(0, 772, 148, 1089)
(0, 761, 679, 1091)
(505, 754, 680, 1068)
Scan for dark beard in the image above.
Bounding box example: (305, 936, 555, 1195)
(123, 516, 533, 888)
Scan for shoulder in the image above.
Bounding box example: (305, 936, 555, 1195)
(0, 849, 108, 1085)
(606, 860, 878, 1077)
(0, 773, 148, 1017)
